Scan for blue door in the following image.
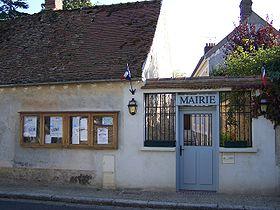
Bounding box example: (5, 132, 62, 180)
(178, 109, 218, 191)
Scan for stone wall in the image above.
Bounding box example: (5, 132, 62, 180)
(0, 167, 96, 187)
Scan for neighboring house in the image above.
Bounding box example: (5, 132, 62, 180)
(191, 0, 279, 77)
(0, 0, 279, 195)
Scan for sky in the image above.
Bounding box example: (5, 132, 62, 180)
(23, 0, 280, 76)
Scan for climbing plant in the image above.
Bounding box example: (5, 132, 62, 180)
(212, 20, 280, 126)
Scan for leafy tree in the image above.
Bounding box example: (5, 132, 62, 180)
(212, 20, 280, 126)
(63, 0, 93, 10)
(225, 20, 279, 55)
(0, 0, 28, 20)
(213, 46, 280, 79)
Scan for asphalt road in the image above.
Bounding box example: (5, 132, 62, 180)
(0, 198, 157, 210)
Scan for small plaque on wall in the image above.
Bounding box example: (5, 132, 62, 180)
(222, 153, 235, 164)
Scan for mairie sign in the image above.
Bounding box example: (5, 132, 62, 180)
(177, 93, 218, 106)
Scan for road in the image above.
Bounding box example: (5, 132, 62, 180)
(0, 198, 158, 210)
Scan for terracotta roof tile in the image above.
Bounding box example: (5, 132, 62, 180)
(0, 0, 161, 86)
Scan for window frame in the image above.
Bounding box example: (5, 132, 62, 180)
(67, 113, 93, 149)
(219, 91, 252, 148)
(92, 112, 118, 150)
(144, 93, 176, 147)
(19, 111, 119, 150)
(20, 113, 42, 147)
(42, 113, 65, 148)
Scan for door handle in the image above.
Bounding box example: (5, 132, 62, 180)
(180, 145, 184, 156)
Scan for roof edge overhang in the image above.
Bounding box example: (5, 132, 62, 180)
(142, 76, 269, 90)
(0, 78, 142, 88)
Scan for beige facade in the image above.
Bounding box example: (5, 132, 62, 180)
(0, 82, 279, 194)
(0, 82, 175, 190)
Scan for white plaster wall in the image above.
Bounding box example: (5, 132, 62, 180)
(0, 82, 175, 190)
(219, 116, 277, 194)
(1, 84, 277, 193)
(142, 1, 173, 80)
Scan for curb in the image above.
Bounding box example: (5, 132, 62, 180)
(0, 192, 276, 210)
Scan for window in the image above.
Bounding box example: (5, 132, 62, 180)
(69, 115, 90, 146)
(144, 93, 176, 147)
(21, 115, 40, 144)
(184, 113, 212, 146)
(219, 91, 252, 148)
(20, 112, 118, 149)
(93, 113, 118, 150)
(44, 115, 63, 145)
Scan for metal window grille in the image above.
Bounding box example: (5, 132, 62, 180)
(144, 93, 176, 147)
(219, 91, 252, 147)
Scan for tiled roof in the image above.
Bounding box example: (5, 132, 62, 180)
(142, 76, 266, 90)
(0, 0, 161, 86)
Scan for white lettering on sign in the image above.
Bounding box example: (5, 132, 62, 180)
(177, 93, 218, 106)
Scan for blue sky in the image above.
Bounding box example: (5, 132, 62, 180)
(22, 0, 280, 75)
(24, 0, 141, 14)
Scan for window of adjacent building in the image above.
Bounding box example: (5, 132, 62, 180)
(219, 91, 252, 148)
(20, 112, 118, 149)
(144, 93, 176, 147)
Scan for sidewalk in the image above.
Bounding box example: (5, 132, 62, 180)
(0, 184, 279, 210)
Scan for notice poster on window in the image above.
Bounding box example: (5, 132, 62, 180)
(80, 118, 88, 142)
(50, 117, 63, 138)
(45, 134, 51, 144)
(72, 117, 80, 144)
(23, 116, 37, 137)
(102, 117, 113, 126)
(97, 127, 108, 144)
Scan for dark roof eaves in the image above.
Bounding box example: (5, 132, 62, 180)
(0, 78, 142, 88)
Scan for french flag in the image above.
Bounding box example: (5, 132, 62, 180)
(261, 66, 267, 87)
(122, 63, 131, 81)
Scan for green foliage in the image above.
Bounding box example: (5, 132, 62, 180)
(212, 20, 280, 126)
(63, 0, 93, 10)
(213, 46, 280, 79)
(0, 0, 28, 20)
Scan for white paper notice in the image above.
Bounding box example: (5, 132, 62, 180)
(102, 117, 113, 126)
(45, 134, 51, 144)
(72, 117, 80, 144)
(23, 116, 37, 137)
(97, 127, 108, 144)
(50, 117, 63, 138)
(80, 118, 88, 142)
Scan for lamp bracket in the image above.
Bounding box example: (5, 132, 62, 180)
(129, 88, 136, 95)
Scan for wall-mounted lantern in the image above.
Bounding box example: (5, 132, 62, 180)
(260, 97, 269, 114)
(128, 98, 137, 115)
